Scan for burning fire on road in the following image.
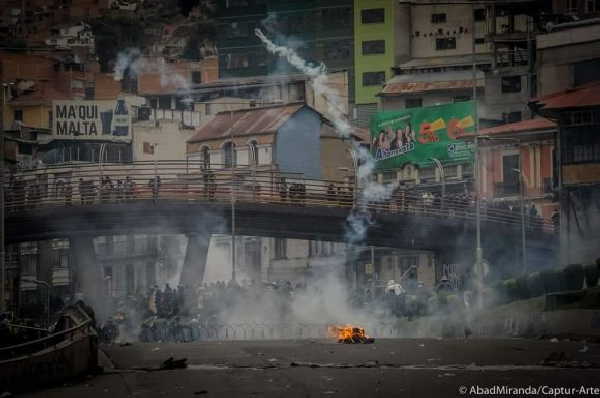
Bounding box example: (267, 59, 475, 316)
(327, 325, 375, 344)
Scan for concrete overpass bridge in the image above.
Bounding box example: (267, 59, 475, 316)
(5, 161, 557, 305)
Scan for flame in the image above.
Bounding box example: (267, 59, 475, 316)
(327, 324, 370, 343)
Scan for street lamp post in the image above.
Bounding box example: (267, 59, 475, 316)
(429, 157, 446, 208)
(513, 167, 528, 274)
(1, 81, 15, 313)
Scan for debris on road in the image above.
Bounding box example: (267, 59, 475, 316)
(160, 357, 188, 370)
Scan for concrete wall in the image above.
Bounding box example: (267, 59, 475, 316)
(132, 119, 197, 162)
(275, 107, 322, 179)
(409, 2, 489, 58)
(4, 104, 52, 130)
(537, 24, 600, 96)
(320, 136, 354, 182)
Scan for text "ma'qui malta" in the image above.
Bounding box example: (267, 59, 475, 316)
(55, 104, 103, 136)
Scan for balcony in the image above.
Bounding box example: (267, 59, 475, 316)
(495, 182, 520, 197)
(496, 49, 529, 67)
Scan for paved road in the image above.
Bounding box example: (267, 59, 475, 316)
(23, 338, 600, 397)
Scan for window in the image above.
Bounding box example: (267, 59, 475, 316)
(431, 13, 447, 24)
(361, 8, 384, 24)
(574, 58, 600, 86)
(586, 0, 600, 13)
(362, 40, 385, 55)
(501, 76, 521, 93)
(274, 238, 287, 259)
(223, 141, 236, 168)
(563, 126, 600, 164)
(58, 253, 69, 267)
(84, 86, 95, 99)
(453, 95, 471, 103)
(201, 146, 210, 169)
(48, 111, 53, 127)
(362, 71, 385, 86)
(125, 264, 135, 294)
(406, 98, 422, 108)
(143, 142, 155, 155)
(474, 38, 485, 44)
(436, 37, 456, 50)
(14, 109, 23, 121)
(506, 111, 522, 123)
(191, 71, 202, 84)
(226, 21, 250, 38)
(474, 8, 486, 21)
(502, 154, 521, 194)
(249, 140, 258, 166)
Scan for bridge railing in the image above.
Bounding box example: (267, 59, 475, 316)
(4, 161, 554, 232)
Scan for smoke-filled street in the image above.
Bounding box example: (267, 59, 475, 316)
(20, 338, 600, 398)
(3, 0, 600, 396)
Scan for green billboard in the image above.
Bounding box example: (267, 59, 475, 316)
(370, 101, 476, 169)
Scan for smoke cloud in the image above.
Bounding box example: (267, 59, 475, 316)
(112, 49, 194, 104)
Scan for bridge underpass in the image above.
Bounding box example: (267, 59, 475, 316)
(7, 200, 557, 308)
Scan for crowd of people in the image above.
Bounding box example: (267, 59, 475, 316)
(98, 274, 471, 344)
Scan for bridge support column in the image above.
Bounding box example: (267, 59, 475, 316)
(70, 236, 103, 319)
(181, 233, 210, 288)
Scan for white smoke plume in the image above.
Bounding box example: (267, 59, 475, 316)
(112, 49, 194, 104)
(254, 28, 398, 246)
(113, 48, 143, 81)
(255, 29, 352, 138)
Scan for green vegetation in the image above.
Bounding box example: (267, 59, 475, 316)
(91, 17, 146, 72)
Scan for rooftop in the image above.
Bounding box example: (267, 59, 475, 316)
(395, 54, 492, 70)
(380, 70, 485, 96)
(531, 80, 600, 112)
(188, 103, 369, 143)
(458, 117, 556, 139)
(188, 104, 306, 143)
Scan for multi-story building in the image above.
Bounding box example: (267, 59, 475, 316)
(459, 117, 558, 221)
(353, 0, 410, 127)
(533, 81, 600, 267)
(536, 12, 600, 97)
(214, 0, 354, 108)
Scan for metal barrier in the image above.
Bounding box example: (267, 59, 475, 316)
(0, 302, 94, 361)
(138, 321, 403, 342)
(4, 160, 554, 232)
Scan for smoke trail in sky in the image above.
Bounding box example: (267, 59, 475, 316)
(255, 28, 397, 244)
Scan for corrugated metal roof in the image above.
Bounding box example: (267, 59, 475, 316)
(396, 54, 492, 69)
(380, 78, 484, 95)
(533, 80, 600, 110)
(188, 104, 305, 143)
(458, 117, 556, 138)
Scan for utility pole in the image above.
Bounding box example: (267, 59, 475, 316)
(472, 3, 483, 281)
(230, 109, 236, 283)
(0, 82, 13, 313)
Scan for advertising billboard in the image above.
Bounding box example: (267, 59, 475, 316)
(370, 101, 476, 169)
(52, 99, 132, 142)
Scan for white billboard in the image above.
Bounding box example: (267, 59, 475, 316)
(52, 99, 132, 142)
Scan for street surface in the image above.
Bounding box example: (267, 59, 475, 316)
(23, 338, 600, 397)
